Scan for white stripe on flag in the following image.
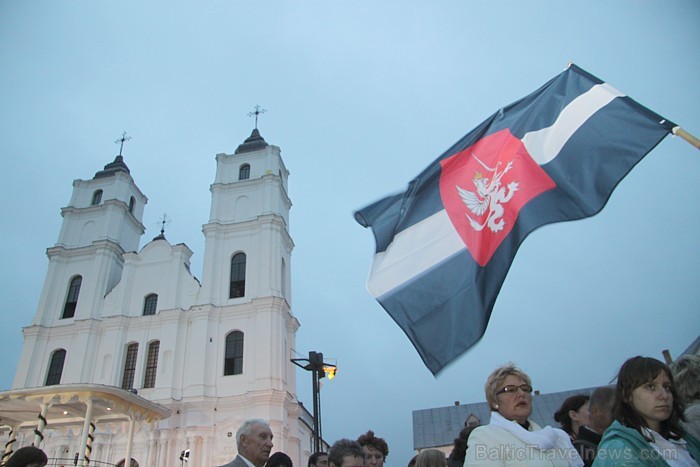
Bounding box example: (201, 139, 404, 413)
(522, 83, 624, 165)
(368, 83, 625, 298)
(367, 209, 465, 298)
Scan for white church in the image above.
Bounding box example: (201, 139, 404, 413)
(0, 129, 314, 466)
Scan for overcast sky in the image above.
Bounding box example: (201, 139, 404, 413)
(1, 2, 698, 466)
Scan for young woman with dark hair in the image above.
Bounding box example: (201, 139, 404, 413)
(555, 395, 591, 441)
(594, 356, 700, 466)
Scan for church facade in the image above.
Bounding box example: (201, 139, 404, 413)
(6, 129, 312, 466)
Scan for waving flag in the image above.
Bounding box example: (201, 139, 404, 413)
(354, 64, 674, 375)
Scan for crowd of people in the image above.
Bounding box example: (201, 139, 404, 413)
(214, 354, 699, 467)
(3, 355, 698, 467)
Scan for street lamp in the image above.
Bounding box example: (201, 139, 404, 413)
(291, 351, 337, 453)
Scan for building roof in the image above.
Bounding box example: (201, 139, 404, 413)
(413, 386, 599, 450)
(0, 383, 170, 430)
(235, 128, 268, 154)
(94, 155, 131, 179)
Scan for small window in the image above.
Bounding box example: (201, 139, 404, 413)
(128, 196, 136, 213)
(62, 276, 82, 319)
(122, 343, 139, 390)
(91, 190, 103, 206)
(143, 294, 158, 316)
(46, 349, 66, 386)
(229, 253, 246, 298)
(239, 164, 251, 180)
(224, 331, 244, 375)
(143, 341, 159, 388)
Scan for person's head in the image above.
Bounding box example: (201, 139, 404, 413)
(669, 354, 700, 405)
(553, 394, 590, 436)
(415, 449, 446, 467)
(267, 452, 293, 467)
(588, 386, 616, 433)
(308, 452, 329, 467)
(356, 430, 388, 467)
(236, 419, 274, 467)
(328, 439, 365, 467)
(484, 363, 533, 425)
(6, 446, 48, 467)
(614, 356, 684, 439)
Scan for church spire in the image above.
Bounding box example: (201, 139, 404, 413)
(235, 106, 269, 154)
(94, 132, 132, 179)
(153, 213, 170, 241)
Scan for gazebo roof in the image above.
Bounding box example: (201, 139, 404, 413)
(0, 384, 170, 430)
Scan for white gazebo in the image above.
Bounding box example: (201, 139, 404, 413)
(0, 384, 170, 466)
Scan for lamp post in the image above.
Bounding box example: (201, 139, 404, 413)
(291, 351, 337, 453)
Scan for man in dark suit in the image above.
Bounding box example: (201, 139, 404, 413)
(219, 419, 274, 467)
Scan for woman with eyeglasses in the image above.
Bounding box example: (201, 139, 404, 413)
(464, 363, 583, 466)
(593, 356, 700, 466)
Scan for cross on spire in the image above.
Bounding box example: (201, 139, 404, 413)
(247, 105, 267, 129)
(114, 131, 132, 156)
(157, 213, 171, 236)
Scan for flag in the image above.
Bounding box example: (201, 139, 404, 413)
(354, 64, 675, 375)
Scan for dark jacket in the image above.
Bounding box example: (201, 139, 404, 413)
(573, 426, 602, 467)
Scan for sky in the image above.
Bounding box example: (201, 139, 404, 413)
(1, 1, 699, 466)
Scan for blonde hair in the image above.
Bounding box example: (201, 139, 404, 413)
(415, 449, 446, 467)
(484, 363, 532, 410)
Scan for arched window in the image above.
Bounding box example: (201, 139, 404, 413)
(143, 294, 158, 316)
(143, 341, 159, 388)
(229, 253, 246, 298)
(121, 343, 139, 390)
(224, 331, 244, 375)
(239, 164, 251, 180)
(91, 190, 103, 206)
(128, 196, 136, 213)
(62, 276, 82, 319)
(45, 349, 66, 386)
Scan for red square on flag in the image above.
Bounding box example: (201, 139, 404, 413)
(439, 129, 556, 266)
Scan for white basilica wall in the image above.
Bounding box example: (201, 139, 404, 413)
(2, 129, 313, 467)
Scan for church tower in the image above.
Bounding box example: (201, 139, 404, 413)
(14, 154, 147, 387)
(200, 128, 292, 305)
(190, 127, 301, 463)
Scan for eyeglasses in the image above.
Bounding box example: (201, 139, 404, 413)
(496, 384, 533, 395)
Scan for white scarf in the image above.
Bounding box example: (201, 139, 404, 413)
(489, 411, 583, 467)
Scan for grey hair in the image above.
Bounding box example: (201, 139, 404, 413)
(670, 354, 700, 404)
(328, 439, 365, 467)
(589, 386, 615, 411)
(237, 419, 270, 447)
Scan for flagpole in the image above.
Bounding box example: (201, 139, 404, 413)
(672, 126, 700, 150)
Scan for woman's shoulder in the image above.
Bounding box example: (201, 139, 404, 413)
(594, 422, 655, 467)
(598, 421, 642, 445)
(468, 424, 502, 440)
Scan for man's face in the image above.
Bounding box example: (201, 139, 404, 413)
(240, 423, 274, 467)
(313, 454, 329, 467)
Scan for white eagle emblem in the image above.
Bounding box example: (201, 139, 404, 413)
(456, 154, 519, 233)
